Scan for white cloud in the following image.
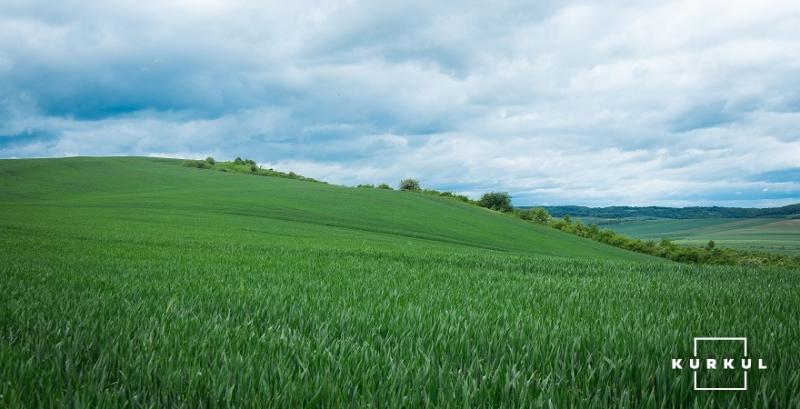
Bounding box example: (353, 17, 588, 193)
(1, 0, 799, 206)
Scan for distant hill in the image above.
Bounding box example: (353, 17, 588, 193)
(532, 204, 800, 219)
(600, 218, 800, 255)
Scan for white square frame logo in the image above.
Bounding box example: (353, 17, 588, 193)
(693, 337, 747, 391)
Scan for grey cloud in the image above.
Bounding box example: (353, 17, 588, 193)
(1, 0, 799, 205)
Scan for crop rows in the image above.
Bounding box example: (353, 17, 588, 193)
(2, 227, 799, 408)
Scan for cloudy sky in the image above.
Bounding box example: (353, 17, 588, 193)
(1, 0, 799, 206)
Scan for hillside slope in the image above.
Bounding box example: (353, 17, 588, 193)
(4, 157, 800, 408)
(0, 156, 650, 261)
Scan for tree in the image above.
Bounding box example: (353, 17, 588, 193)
(205, 156, 215, 165)
(399, 178, 421, 191)
(478, 192, 512, 212)
(706, 240, 716, 250)
(530, 207, 551, 224)
(234, 157, 244, 165)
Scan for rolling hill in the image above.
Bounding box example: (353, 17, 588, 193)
(0, 156, 650, 261)
(2, 157, 799, 408)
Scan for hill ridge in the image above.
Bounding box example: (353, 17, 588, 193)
(0, 156, 653, 262)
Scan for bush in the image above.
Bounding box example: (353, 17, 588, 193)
(399, 178, 421, 191)
(357, 184, 375, 188)
(377, 183, 392, 190)
(478, 192, 512, 212)
(182, 160, 212, 169)
(205, 156, 215, 165)
(519, 207, 551, 223)
(234, 157, 244, 165)
(530, 207, 551, 224)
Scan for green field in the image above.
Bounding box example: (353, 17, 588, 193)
(1, 157, 799, 408)
(593, 218, 800, 255)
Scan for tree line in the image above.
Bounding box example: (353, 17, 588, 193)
(182, 156, 320, 182)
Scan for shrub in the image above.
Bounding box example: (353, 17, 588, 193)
(478, 192, 512, 212)
(377, 183, 392, 190)
(357, 184, 375, 188)
(205, 156, 215, 165)
(520, 207, 552, 224)
(399, 178, 421, 191)
(234, 157, 244, 165)
(532, 208, 551, 224)
(182, 160, 212, 169)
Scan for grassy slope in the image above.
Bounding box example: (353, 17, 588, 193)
(1, 157, 799, 408)
(0, 156, 650, 261)
(601, 218, 800, 255)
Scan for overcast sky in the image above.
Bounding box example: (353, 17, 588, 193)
(1, 0, 799, 206)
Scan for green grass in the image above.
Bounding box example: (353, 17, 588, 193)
(598, 218, 800, 255)
(1, 157, 799, 408)
(0, 157, 652, 261)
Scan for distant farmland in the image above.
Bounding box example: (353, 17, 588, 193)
(592, 218, 800, 255)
